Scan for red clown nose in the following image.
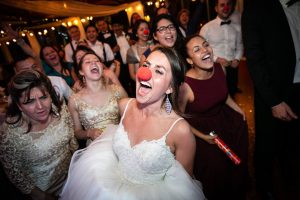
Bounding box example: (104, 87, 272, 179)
(137, 67, 152, 81)
(223, 5, 230, 12)
(143, 29, 149, 35)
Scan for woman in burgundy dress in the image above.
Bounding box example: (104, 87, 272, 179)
(179, 35, 248, 200)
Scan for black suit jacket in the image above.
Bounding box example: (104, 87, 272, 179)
(242, 0, 296, 108)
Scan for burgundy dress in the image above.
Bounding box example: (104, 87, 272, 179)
(185, 64, 248, 200)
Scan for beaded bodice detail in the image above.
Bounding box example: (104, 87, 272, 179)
(112, 99, 182, 184)
(71, 85, 122, 132)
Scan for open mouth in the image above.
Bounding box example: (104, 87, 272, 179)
(137, 81, 152, 96)
(140, 81, 152, 89)
(202, 54, 211, 61)
(91, 66, 99, 73)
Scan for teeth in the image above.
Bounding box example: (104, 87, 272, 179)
(202, 54, 210, 60)
(140, 81, 151, 88)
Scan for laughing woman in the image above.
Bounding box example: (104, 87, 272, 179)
(179, 35, 248, 200)
(60, 47, 205, 200)
(68, 52, 127, 146)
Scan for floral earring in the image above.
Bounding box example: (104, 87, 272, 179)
(165, 94, 172, 114)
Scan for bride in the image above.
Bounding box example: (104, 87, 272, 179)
(60, 47, 205, 200)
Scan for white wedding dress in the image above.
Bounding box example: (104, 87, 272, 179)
(60, 99, 205, 200)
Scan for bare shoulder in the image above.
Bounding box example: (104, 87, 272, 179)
(118, 97, 132, 116)
(172, 118, 192, 138)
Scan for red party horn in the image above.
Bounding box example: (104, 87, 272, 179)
(210, 131, 241, 165)
(137, 67, 152, 81)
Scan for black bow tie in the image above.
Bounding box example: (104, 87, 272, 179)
(220, 20, 231, 26)
(286, 0, 300, 7)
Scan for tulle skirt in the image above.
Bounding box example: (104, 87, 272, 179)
(60, 125, 206, 200)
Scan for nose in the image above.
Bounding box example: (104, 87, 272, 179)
(137, 67, 152, 81)
(223, 5, 230, 12)
(35, 99, 43, 109)
(143, 29, 149, 35)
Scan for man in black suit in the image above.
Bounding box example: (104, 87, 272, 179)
(242, 0, 300, 199)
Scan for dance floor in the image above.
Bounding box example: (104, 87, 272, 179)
(235, 60, 258, 200)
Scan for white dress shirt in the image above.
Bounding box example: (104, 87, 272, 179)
(87, 40, 114, 63)
(64, 40, 78, 63)
(114, 32, 130, 64)
(48, 76, 73, 101)
(200, 16, 243, 62)
(280, 0, 300, 83)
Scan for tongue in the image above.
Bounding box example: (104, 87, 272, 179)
(138, 86, 151, 96)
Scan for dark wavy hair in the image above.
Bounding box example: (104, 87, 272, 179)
(151, 46, 186, 116)
(39, 45, 72, 77)
(150, 14, 184, 56)
(132, 19, 149, 41)
(6, 70, 62, 133)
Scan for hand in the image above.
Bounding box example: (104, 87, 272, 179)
(103, 69, 118, 84)
(1, 23, 19, 40)
(87, 128, 103, 140)
(231, 59, 240, 68)
(216, 57, 231, 67)
(200, 134, 218, 144)
(233, 105, 246, 121)
(271, 102, 298, 121)
(72, 80, 83, 93)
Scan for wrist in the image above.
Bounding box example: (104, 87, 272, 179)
(16, 38, 25, 46)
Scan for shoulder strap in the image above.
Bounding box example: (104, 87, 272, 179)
(164, 118, 184, 137)
(102, 42, 107, 62)
(120, 98, 133, 122)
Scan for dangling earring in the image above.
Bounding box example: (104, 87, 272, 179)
(165, 94, 172, 114)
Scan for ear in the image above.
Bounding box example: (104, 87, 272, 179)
(153, 33, 158, 41)
(79, 70, 84, 76)
(186, 57, 193, 65)
(166, 86, 173, 95)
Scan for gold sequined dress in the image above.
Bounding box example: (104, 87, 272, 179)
(0, 105, 78, 195)
(70, 84, 124, 145)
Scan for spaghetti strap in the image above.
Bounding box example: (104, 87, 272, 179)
(164, 118, 184, 137)
(120, 98, 133, 122)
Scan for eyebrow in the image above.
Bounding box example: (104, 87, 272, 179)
(145, 60, 167, 71)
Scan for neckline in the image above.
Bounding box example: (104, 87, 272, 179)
(119, 122, 167, 149)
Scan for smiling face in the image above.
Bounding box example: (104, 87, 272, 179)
(137, 22, 149, 42)
(42, 47, 60, 67)
(186, 36, 214, 70)
(79, 53, 103, 81)
(153, 19, 177, 48)
(86, 26, 98, 43)
(18, 87, 52, 125)
(215, 0, 233, 20)
(179, 11, 189, 26)
(136, 50, 172, 104)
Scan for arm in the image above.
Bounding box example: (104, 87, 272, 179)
(173, 120, 196, 176)
(128, 63, 137, 81)
(112, 60, 121, 78)
(118, 97, 131, 117)
(68, 96, 102, 140)
(2, 23, 42, 65)
(226, 95, 246, 120)
(178, 82, 216, 144)
(103, 68, 121, 86)
(0, 129, 40, 197)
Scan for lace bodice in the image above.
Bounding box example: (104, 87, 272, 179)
(71, 84, 123, 131)
(112, 99, 182, 184)
(0, 105, 78, 194)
